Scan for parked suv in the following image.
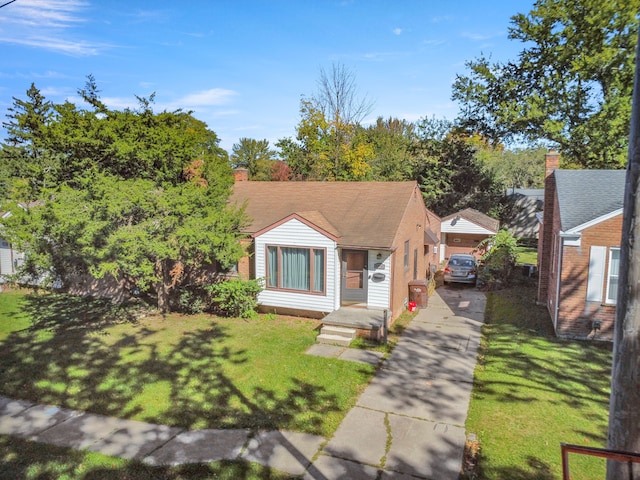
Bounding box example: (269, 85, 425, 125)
(443, 254, 478, 285)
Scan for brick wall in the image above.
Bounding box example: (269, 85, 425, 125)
(425, 208, 441, 273)
(444, 233, 491, 260)
(537, 151, 559, 304)
(236, 238, 253, 280)
(556, 214, 622, 340)
(389, 186, 431, 321)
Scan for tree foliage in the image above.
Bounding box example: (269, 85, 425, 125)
(477, 229, 519, 289)
(411, 118, 506, 218)
(452, 0, 639, 168)
(230, 138, 276, 180)
(1, 80, 246, 312)
(278, 64, 374, 181)
(364, 117, 416, 181)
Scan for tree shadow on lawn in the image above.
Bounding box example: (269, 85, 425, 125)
(474, 455, 556, 480)
(472, 288, 613, 413)
(0, 292, 343, 437)
(0, 435, 297, 480)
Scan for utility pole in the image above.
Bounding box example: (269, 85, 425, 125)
(606, 30, 640, 479)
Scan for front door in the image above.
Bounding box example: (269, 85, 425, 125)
(341, 250, 368, 304)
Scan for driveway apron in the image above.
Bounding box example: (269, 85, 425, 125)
(308, 286, 486, 480)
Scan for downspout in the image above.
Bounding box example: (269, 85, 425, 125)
(554, 235, 563, 330)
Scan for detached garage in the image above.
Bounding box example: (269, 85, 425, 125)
(439, 208, 499, 263)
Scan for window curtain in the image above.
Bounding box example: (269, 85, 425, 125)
(282, 247, 310, 290)
(313, 249, 324, 292)
(267, 246, 278, 288)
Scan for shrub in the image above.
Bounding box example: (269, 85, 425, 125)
(477, 229, 519, 290)
(176, 288, 208, 314)
(209, 278, 264, 318)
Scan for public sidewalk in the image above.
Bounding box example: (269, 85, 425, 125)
(0, 287, 486, 479)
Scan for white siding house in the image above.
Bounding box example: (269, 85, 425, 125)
(254, 216, 339, 314)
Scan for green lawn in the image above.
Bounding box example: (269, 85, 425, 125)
(0, 289, 375, 438)
(515, 246, 537, 265)
(466, 285, 612, 479)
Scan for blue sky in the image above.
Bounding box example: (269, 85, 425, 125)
(0, 0, 534, 153)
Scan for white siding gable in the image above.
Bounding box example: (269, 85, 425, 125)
(254, 218, 337, 313)
(441, 217, 494, 235)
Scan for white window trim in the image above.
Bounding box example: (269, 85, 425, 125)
(605, 247, 620, 305)
(586, 246, 606, 302)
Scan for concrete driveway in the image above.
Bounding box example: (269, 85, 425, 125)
(307, 286, 486, 479)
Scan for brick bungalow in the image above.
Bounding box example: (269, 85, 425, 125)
(229, 172, 441, 323)
(537, 151, 624, 340)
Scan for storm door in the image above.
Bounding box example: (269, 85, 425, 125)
(341, 250, 368, 304)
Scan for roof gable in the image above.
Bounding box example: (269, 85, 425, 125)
(230, 181, 420, 249)
(554, 170, 625, 231)
(252, 212, 340, 241)
(441, 208, 499, 234)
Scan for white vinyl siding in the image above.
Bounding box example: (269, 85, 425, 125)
(367, 250, 391, 309)
(0, 240, 13, 275)
(587, 246, 607, 302)
(440, 218, 494, 234)
(255, 218, 337, 313)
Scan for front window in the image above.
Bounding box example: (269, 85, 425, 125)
(266, 245, 325, 294)
(606, 248, 620, 304)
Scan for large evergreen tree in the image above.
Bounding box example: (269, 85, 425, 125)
(1, 80, 246, 312)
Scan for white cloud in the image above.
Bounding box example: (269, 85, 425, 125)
(393, 27, 402, 35)
(0, 0, 106, 56)
(0, 35, 103, 56)
(461, 31, 504, 41)
(175, 88, 238, 107)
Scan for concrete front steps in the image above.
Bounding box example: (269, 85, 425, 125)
(316, 325, 357, 347)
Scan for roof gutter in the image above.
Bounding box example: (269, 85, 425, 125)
(338, 244, 396, 252)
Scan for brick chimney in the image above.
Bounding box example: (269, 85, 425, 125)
(233, 168, 249, 182)
(538, 149, 560, 304)
(545, 150, 560, 178)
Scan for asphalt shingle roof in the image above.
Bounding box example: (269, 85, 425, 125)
(441, 208, 499, 232)
(230, 181, 420, 249)
(554, 169, 626, 231)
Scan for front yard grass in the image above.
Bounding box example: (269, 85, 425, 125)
(0, 289, 375, 438)
(0, 434, 296, 480)
(466, 285, 612, 479)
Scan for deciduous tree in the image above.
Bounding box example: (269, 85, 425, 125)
(230, 138, 275, 179)
(452, 0, 639, 168)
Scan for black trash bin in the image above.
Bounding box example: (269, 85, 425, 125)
(408, 279, 430, 308)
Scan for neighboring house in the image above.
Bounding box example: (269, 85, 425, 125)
(0, 211, 25, 284)
(439, 208, 499, 263)
(503, 188, 544, 243)
(537, 150, 624, 340)
(229, 174, 441, 323)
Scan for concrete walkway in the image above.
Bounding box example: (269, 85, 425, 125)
(0, 287, 485, 479)
(306, 286, 486, 479)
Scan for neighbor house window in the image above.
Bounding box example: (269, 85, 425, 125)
(587, 245, 620, 305)
(404, 241, 409, 270)
(606, 248, 620, 304)
(266, 245, 325, 294)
